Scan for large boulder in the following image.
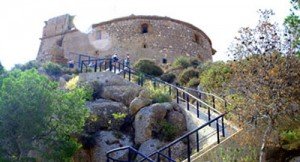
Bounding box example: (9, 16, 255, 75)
(166, 111, 187, 137)
(92, 131, 133, 162)
(137, 139, 165, 161)
(134, 103, 173, 144)
(129, 97, 152, 115)
(85, 99, 128, 132)
(79, 72, 142, 106)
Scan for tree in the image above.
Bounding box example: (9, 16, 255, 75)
(284, 0, 300, 57)
(0, 69, 89, 161)
(0, 61, 4, 75)
(229, 10, 300, 162)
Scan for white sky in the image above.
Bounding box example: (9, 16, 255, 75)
(0, 0, 291, 69)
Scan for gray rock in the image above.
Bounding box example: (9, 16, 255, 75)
(129, 97, 152, 115)
(92, 131, 133, 162)
(85, 99, 128, 132)
(79, 72, 142, 106)
(134, 103, 170, 144)
(137, 139, 165, 160)
(166, 111, 187, 137)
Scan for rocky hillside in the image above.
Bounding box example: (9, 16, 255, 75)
(71, 72, 187, 161)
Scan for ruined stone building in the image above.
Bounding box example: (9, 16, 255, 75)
(36, 14, 215, 65)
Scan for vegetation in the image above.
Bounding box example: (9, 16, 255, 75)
(0, 69, 90, 161)
(227, 9, 300, 161)
(178, 67, 199, 85)
(43, 61, 64, 77)
(186, 77, 200, 88)
(172, 56, 202, 69)
(199, 61, 232, 93)
(0, 62, 4, 75)
(12, 60, 40, 71)
(160, 72, 176, 83)
(146, 82, 171, 103)
(134, 59, 163, 77)
(173, 56, 191, 68)
(158, 120, 178, 141)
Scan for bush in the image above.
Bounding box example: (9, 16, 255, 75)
(199, 61, 232, 92)
(160, 73, 176, 83)
(43, 62, 63, 77)
(158, 120, 178, 141)
(190, 58, 202, 68)
(173, 56, 190, 68)
(187, 77, 200, 88)
(179, 68, 199, 85)
(147, 83, 171, 103)
(12, 60, 40, 71)
(134, 59, 163, 77)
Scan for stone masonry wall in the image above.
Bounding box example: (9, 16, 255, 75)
(37, 14, 214, 65)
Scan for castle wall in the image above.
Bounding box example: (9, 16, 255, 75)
(37, 15, 214, 65)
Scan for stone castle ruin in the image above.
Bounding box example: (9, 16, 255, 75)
(37, 14, 215, 65)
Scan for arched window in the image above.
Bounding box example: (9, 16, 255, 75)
(141, 23, 148, 34)
(194, 34, 200, 44)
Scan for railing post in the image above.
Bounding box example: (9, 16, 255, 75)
(128, 148, 131, 161)
(129, 68, 131, 81)
(199, 93, 202, 107)
(94, 60, 97, 72)
(212, 96, 215, 109)
(176, 89, 179, 103)
(186, 95, 190, 111)
(80, 61, 83, 73)
(157, 153, 161, 162)
(208, 107, 211, 126)
(216, 119, 220, 144)
(187, 136, 191, 162)
(168, 147, 172, 161)
(222, 116, 225, 137)
(196, 101, 199, 118)
(196, 131, 200, 152)
(109, 59, 112, 71)
(78, 54, 81, 69)
(123, 67, 126, 78)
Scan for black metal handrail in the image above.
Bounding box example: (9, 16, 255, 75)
(80, 58, 229, 162)
(141, 114, 225, 162)
(106, 146, 155, 162)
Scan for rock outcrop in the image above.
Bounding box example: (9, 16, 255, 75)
(92, 131, 133, 162)
(79, 72, 142, 106)
(85, 99, 128, 132)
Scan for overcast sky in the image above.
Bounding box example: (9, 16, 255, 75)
(0, 0, 291, 69)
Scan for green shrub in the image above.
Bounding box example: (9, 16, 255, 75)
(179, 67, 199, 85)
(187, 77, 200, 88)
(158, 120, 178, 141)
(147, 83, 171, 103)
(199, 61, 232, 92)
(280, 128, 300, 150)
(134, 59, 163, 77)
(190, 58, 202, 68)
(173, 56, 190, 68)
(12, 60, 40, 71)
(43, 62, 63, 76)
(160, 73, 176, 83)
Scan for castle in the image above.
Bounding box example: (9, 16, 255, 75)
(36, 14, 215, 65)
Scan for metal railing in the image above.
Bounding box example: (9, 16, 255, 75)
(80, 58, 228, 162)
(106, 146, 156, 162)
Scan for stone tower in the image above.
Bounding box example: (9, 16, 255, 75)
(37, 14, 75, 64)
(37, 14, 215, 65)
